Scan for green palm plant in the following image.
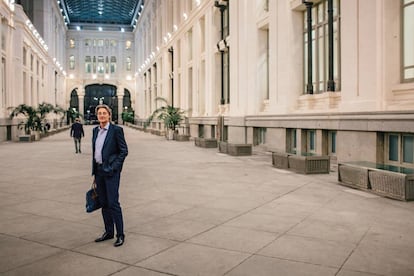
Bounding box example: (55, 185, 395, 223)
(9, 104, 43, 134)
(144, 97, 185, 131)
(67, 107, 83, 123)
(9, 102, 65, 134)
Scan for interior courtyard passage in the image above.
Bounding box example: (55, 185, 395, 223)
(0, 126, 414, 276)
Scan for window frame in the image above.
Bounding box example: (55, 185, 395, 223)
(402, 0, 414, 82)
(385, 132, 414, 168)
(303, 0, 341, 94)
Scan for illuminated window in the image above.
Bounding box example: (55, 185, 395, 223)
(85, 56, 91, 73)
(69, 39, 75, 48)
(126, 57, 131, 71)
(110, 56, 116, 73)
(97, 56, 105, 73)
(126, 40, 132, 49)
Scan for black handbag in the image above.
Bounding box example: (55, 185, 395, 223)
(86, 182, 101, 213)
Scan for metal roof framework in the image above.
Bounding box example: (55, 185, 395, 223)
(58, 0, 144, 32)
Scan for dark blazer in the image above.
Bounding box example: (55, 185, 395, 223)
(92, 124, 128, 176)
(70, 122, 84, 139)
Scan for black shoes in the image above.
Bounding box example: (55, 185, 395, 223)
(95, 232, 124, 246)
(94, 232, 114, 242)
(114, 235, 125, 247)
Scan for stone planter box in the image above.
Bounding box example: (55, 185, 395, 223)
(227, 143, 252, 156)
(176, 135, 190, 141)
(194, 137, 217, 148)
(288, 154, 330, 174)
(338, 163, 370, 189)
(19, 134, 35, 142)
(369, 170, 414, 201)
(218, 141, 228, 153)
(272, 152, 291, 169)
(271, 152, 330, 174)
(150, 129, 165, 136)
(338, 162, 414, 201)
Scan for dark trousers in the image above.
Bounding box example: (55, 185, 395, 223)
(95, 168, 124, 237)
(73, 138, 81, 152)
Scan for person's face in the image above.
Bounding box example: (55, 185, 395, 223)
(97, 107, 110, 126)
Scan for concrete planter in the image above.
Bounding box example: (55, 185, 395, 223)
(227, 143, 252, 156)
(369, 170, 414, 201)
(272, 152, 291, 169)
(176, 135, 190, 141)
(272, 151, 330, 174)
(338, 162, 414, 201)
(19, 134, 35, 142)
(194, 137, 217, 148)
(288, 154, 330, 174)
(218, 141, 228, 153)
(338, 163, 370, 189)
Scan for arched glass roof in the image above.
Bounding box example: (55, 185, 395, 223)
(59, 0, 144, 31)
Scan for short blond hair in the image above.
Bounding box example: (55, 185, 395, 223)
(95, 104, 112, 117)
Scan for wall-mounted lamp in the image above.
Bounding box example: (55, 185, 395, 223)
(214, 0, 228, 8)
(217, 39, 228, 52)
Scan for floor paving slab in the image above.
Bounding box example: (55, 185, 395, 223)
(1, 125, 414, 275)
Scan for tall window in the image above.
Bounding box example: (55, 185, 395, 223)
(23, 48, 27, 66)
(328, 130, 337, 155)
(258, 28, 269, 101)
(126, 57, 131, 71)
(125, 40, 132, 50)
(1, 18, 7, 51)
(287, 128, 297, 153)
(97, 56, 105, 74)
(69, 39, 75, 48)
(69, 55, 75, 70)
(303, 0, 341, 93)
(307, 129, 316, 153)
(110, 56, 116, 73)
(1, 58, 5, 108)
(386, 133, 414, 167)
(85, 56, 91, 73)
(403, 0, 414, 82)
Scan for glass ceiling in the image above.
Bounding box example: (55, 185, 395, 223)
(59, 0, 144, 31)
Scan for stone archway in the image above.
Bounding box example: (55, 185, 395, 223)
(84, 84, 118, 124)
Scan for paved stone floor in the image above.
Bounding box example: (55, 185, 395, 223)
(1, 125, 414, 276)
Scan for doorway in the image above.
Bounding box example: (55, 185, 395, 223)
(84, 84, 118, 124)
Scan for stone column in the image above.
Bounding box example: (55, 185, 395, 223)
(117, 86, 124, 124)
(78, 87, 85, 120)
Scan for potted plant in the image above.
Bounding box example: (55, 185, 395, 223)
(9, 104, 43, 141)
(67, 107, 83, 125)
(121, 108, 135, 125)
(144, 97, 186, 140)
(9, 103, 65, 141)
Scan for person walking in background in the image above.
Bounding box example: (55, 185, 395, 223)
(70, 118, 84, 153)
(92, 104, 128, 247)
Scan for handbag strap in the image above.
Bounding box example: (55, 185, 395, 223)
(92, 181, 97, 190)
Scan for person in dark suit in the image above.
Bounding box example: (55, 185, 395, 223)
(70, 118, 84, 153)
(92, 104, 128, 247)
